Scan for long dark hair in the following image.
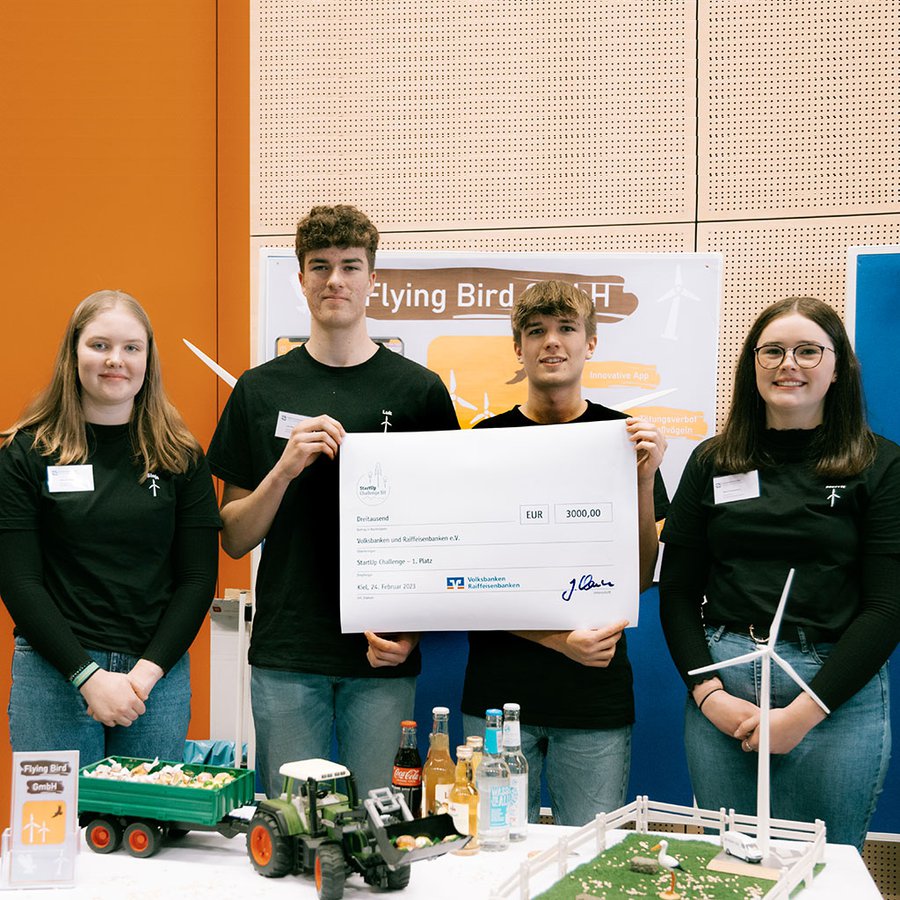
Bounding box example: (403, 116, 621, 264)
(704, 297, 876, 477)
(1, 290, 200, 475)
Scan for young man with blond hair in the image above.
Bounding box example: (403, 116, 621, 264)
(461, 280, 668, 825)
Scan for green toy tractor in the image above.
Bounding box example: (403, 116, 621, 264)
(246, 758, 467, 899)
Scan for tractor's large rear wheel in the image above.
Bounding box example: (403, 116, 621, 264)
(314, 842, 346, 900)
(247, 811, 293, 877)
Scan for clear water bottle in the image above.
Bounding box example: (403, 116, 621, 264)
(476, 708, 510, 851)
(502, 702, 528, 841)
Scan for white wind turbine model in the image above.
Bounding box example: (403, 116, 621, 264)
(688, 568, 830, 861)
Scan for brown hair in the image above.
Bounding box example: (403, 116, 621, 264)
(511, 280, 597, 343)
(704, 297, 876, 478)
(1, 290, 200, 475)
(294, 205, 379, 272)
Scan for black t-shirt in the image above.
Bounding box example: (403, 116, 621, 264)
(207, 345, 459, 677)
(461, 402, 669, 729)
(661, 429, 900, 633)
(660, 428, 900, 708)
(0, 425, 221, 668)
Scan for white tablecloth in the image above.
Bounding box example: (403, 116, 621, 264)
(5, 824, 881, 899)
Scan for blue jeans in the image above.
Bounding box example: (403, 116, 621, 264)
(685, 627, 891, 851)
(462, 713, 631, 826)
(8, 637, 191, 765)
(251, 667, 416, 800)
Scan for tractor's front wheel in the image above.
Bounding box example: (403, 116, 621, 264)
(314, 842, 346, 900)
(386, 865, 412, 890)
(247, 812, 293, 877)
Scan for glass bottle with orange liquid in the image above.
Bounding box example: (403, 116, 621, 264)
(422, 706, 455, 816)
(448, 745, 479, 853)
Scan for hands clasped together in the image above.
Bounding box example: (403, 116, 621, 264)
(694, 680, 827, 756)
(80, 659, 164, 728)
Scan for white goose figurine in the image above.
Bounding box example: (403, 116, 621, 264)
(650, 840, 682, 898)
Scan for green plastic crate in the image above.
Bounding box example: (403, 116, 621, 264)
(79, 756, 255, 827)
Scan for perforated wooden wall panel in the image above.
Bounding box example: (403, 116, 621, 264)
(699, 0, 900, 220)
(251, 0, 900, 427)
(700, 216, 900, 423)
(251, 0, 697, 233)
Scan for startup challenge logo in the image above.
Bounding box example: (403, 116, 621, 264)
(357, 463, 390, 506)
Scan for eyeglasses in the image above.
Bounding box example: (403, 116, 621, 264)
(753, 342, 835, 369)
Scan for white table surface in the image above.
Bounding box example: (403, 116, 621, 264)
(6, 824, 881, 899)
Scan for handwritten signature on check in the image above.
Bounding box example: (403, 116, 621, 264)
(561, 574, 615, 602)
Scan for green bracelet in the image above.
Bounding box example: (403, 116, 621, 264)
(70, 661, 100, 688)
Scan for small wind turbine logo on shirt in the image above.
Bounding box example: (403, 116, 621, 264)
(147, 474, 160, 497)
(381, 410, 393, 432)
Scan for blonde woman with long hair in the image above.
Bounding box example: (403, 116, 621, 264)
(0, 290, 220, 762)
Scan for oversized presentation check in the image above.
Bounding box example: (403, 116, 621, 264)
(339, 420, 640, 632)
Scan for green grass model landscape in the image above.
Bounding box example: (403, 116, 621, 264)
(536, 833, 777, 899)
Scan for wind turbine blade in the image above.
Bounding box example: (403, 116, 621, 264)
(689, 649, 766, 677)
(770, 651, 831, 715)
(183, 339, 238, 388)
(457, 397, 477, 410)
(768, 568, 795, 646)
(609, 387, 677, 412)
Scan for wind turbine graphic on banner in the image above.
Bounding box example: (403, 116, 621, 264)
(688, 568, 830, 861)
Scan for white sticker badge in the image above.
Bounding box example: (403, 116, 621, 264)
(713, 470, 760, 505)
(47, 465, 94, 493)
(274, 410, 309, 439)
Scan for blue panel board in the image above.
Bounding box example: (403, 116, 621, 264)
(854, 250, 900, 834)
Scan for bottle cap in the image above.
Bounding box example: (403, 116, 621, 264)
(432, 706, 450, 715)
(503, 702, 521, 712)
(400, 720, 417, 728)
(466, 735, 483, 747)
(485, 708, 502, 716)
(456, 746, 472, 758)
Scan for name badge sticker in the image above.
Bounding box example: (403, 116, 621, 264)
(274, 410, 309, 440)
(47, 465, 94, 493)
(713, 470, 760, 505)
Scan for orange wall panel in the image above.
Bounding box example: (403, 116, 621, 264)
(0, 1, 233, 826)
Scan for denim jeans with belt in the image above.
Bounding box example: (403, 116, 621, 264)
(8, 636, 191, 765)
(685, 626, 891, 850)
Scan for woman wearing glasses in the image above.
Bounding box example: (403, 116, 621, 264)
(659, 296, 899, 849)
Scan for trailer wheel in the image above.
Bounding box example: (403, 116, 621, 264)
(386, 865, 411, 891)
(247, 812, 293, 877)
(123, 821, 162, 858)
(314, 842, 346, 900)
(85, 817, 123, 854)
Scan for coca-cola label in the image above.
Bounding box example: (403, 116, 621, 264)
(392, 766, 422, 787)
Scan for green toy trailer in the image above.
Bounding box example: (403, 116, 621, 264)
(78, 756, 256, 858)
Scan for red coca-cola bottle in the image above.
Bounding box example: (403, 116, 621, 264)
(392, 720, 423, 816)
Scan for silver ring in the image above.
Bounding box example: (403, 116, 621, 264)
(742, 739, 752, 752)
